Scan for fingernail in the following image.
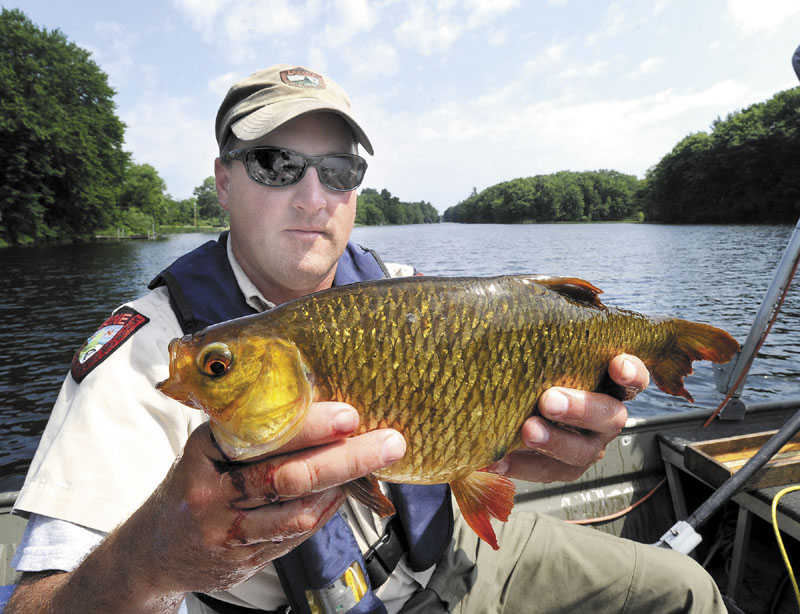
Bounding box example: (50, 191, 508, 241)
(332, 406, 359, 434)
(381, 432, 406, 463)
(527, 420, 551, 445)
(544, 390, 568, 418)
(621, 358, 636, 382)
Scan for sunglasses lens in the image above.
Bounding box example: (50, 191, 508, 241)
(319, 156, 367, 191)
(245, 148, 305, 186)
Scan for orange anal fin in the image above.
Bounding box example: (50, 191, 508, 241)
(450, 471, 516, 550)
(344, 475, 396, 518)
(650, 320, 740, 403)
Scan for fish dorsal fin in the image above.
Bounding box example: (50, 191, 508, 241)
(525, 276, 605, 308)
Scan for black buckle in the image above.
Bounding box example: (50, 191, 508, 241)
(363, 517, 407, 589)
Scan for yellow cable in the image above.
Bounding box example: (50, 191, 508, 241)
(772, 484, 800, 612)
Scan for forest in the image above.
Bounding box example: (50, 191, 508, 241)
(2, 8, 799, 246)
(639, 87, 800, 223)
(443, 170, 642, 223)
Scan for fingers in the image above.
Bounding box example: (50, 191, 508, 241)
(218, 428, 406, 508)
(489, 449, 590, 483)
(608, 353, 649, 398)
(487, 354, 647, 483)
(538, 387, 628, 437)
(221, 489, 345, 548)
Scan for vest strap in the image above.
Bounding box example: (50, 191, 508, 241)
(364, 517, 406, 589)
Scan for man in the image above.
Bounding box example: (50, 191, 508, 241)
(6, 65, 724, 613)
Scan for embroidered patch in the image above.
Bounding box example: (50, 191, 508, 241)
(70, 307, 150, 383)
(280, 68, 326, 89)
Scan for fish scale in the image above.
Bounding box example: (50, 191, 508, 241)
(157, 274, 739, 549)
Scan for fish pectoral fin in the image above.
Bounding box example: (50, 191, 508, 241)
(344, 475, 396, 518)
(450, 471, 516, 551)
(525, 276, 605, 308)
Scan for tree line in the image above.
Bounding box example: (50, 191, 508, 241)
(639, 87, 800, 223)
(444, 170, 642, 223)
(355, 188, 439, 225)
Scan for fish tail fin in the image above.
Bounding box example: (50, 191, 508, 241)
(650, 320, 739, 403)
(450, 471, 516, 550)
(344, 475, 396, 518)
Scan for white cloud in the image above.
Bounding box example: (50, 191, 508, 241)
(362, 79, 759, 210)
(122, 96, 218, 198)
(208, 72, 241, 99)
(653, 0, 671, 15)
(343, 40, 400, 78)
(524, 41, 570, 74)
(172, 0, 319, 61)
(487, 28, 509, 47)
(725, 0, 800, 32)
(393, 2, 463, 55)
(320, 0, 378, 48)
(630, 57, 664, 78)
(465, 0, 520, 29)
(585, 3, 628, 46)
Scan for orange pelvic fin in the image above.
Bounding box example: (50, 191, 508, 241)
(527, 276, 605, 308)
(450, 470, 516, 550)
(651, 320, 740, 402)
(344, 475, 396, 518)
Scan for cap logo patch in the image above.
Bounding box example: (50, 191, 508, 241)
(280, 68, 326, 89)
(70, 307, 150, 383)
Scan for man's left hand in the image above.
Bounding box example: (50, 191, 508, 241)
(488, 353, 648, 483)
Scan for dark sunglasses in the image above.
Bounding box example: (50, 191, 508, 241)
(222, 146, 368, 192)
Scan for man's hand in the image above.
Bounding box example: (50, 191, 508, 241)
(487, 354, 648, 483)
(7, 402, 406, 613)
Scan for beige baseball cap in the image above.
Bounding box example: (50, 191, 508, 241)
(215, 64, 373, 155)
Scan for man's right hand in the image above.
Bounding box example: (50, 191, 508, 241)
(6, 402, 406, 613)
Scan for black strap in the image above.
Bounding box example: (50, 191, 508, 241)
(364, 518, 407, 589)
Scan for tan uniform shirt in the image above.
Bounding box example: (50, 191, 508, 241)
(14, 242, 431, 613)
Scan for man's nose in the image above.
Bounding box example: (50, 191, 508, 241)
(291, 165, 328, 212)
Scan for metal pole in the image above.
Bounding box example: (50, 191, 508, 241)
(656, 407, 800, 552)
(713, 217, 800, 419)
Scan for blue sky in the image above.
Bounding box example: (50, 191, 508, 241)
(7, 0, 800, 212)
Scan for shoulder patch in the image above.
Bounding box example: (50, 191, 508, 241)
(71, 307, 150, 383)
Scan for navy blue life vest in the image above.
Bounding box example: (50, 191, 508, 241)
(149, 232, 453, 613)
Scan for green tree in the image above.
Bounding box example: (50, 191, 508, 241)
(355, 188, 439, 226)
(194, 176, 228, 226)
(116, 162, 169, 224)
(641, 87, 800, 223)
(0, 9, 128, 244)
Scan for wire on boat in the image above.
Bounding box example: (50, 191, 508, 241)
(771, 484, 800, 612)
(703, 250, 800, 428)
(566, 477, 667, 525)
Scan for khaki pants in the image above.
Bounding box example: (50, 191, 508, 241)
(401, 510, 726, 614)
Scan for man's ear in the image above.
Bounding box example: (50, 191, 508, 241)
(214, 158, 231, 211)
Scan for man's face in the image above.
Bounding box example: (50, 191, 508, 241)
(215, 112, 359, 305)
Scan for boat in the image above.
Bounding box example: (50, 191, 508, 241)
(2, 222, 799, 613)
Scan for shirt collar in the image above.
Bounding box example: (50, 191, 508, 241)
(226, 237, 275, 312)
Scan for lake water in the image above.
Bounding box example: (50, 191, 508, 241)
(1, 223, 798, 491)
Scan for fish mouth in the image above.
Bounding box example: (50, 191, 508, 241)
(156, 337, 194, 405)
(155, 376, 193, 406)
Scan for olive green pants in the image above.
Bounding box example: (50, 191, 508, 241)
(400, 510, 726, 614)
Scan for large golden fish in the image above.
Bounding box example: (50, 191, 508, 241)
(156, 275, 738, 549)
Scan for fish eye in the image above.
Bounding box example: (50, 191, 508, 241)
(196, 342, 233, 377)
